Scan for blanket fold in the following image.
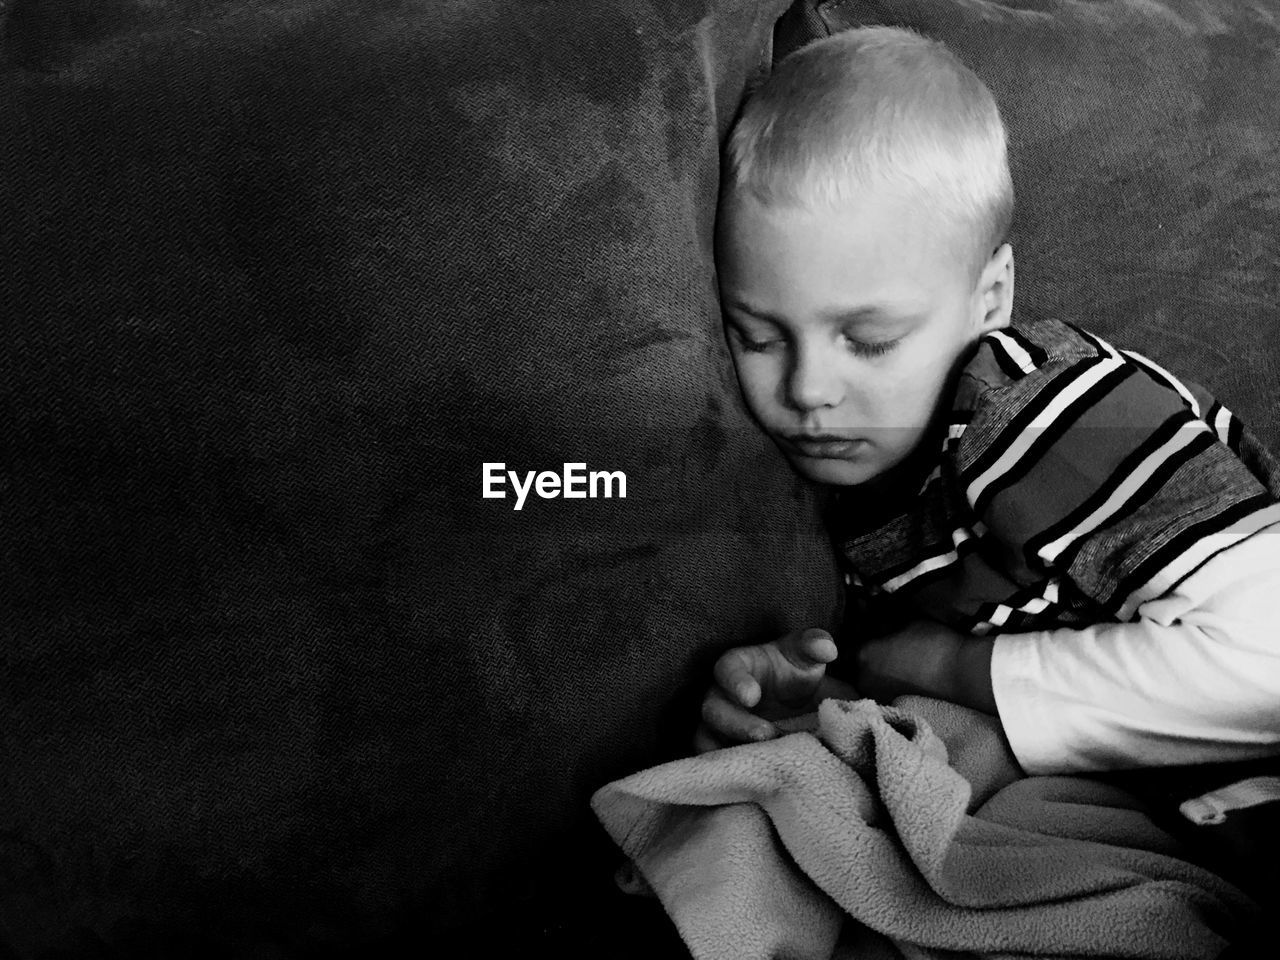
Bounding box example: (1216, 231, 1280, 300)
(591, 697, 1256, 960)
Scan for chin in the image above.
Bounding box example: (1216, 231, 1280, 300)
(784, 453, 882, 487)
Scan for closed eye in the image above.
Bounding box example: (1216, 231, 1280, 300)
(844, 335, 901, 359)
(726, 322, 784, 354)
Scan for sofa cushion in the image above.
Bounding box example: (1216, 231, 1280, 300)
(1, 1, 833, 954)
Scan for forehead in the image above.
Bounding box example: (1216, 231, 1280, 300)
(716, 192, 973, 319)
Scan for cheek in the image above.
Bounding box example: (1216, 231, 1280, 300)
(730, 354, 782, 410)
(862, 356, 947, 425)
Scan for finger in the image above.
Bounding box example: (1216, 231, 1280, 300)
(778, 627, 838, 670)
(798, 627, 838, 663)
(712, 646, 769, 707)
(700, 686, 777, 744)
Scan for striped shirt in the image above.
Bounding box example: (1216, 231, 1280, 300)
(828, 317, 1280, 772)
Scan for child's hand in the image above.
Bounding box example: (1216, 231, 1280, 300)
(693, 628, 855, 754)
(856, 619, 996, 713)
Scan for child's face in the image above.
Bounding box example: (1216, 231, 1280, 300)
(716, 190, 1008, 486)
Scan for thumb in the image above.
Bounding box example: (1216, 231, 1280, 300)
(778, 628, 838, 670)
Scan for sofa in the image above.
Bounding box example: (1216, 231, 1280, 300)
(3, 0, 1278, 956)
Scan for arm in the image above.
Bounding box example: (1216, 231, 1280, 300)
(860, 335, 1280, 773)
(992, 522, 1280, 773)
(968, 344, 1280, 773)
(855, 619, 996, 713)
(857, 512, 1280, 774)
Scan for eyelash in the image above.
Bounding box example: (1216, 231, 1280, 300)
(727, 324, 781, 353)
(729, 326, 901, 358)
(736, 335, 781, 354)
(845, 336, 899, 358)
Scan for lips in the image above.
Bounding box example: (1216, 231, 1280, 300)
(782, 433, 867, 458)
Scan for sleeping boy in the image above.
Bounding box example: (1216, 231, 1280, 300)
(697, 26, 1280, 777)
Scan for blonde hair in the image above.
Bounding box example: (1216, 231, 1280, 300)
(724, 27, 1014, 270)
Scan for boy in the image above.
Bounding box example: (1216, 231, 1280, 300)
(697, 26, 1280, 777)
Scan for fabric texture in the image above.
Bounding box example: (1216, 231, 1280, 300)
(1, 1, 825, 955)
(592, 695, 1258, 959)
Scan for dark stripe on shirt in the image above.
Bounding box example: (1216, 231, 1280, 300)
(1228, 409, 1244, 452)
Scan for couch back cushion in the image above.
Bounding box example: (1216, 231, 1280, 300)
(2, 0, 837, 953)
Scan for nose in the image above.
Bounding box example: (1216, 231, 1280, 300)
(786, 341, 845, 412)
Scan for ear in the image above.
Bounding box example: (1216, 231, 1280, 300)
(975, 243, 1014, 334)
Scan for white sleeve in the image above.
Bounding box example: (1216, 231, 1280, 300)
(990, 522, 1280, 774)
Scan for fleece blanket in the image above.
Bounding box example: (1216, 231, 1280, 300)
(592, 697, 1257, 959)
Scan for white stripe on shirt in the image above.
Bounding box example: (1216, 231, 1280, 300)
(1212, 404, 1235, 446)
(972, 578, 1061, 636)
(882, 523, 986, 593)
(988, 330, 1038, 375)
